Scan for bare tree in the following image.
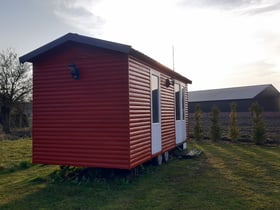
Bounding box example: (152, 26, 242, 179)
(0, 49, 32, 133)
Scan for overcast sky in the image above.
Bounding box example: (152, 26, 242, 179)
(1, 0, 279, 91)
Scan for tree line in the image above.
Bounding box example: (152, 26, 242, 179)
(193, 102, 266, 145)
(0, 49, 32, 134)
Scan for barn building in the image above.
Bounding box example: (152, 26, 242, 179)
(189, 84, 280, 113)
(188, 84, 280, 141)
(20, 33, 192, 169)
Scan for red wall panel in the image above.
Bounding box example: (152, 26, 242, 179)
(33, 43, 130, 169)
(160, 74, 176, 151)
(128, 58, 151, 168)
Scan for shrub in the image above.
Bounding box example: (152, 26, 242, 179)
(194, 104, 203, 141)
(249, 102, 266, 145)
(19, 161, 32, 169)
(210, 106, 221, 141)
(50, 165, 148, 185)
(228, 102, 240, 142)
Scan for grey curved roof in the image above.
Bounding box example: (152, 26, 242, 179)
(19, 33, 192, 84)
(189, 84, 277, 102)
(19, 33, 131, 63)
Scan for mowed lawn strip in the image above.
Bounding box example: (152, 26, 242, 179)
(194, 142, 280, 209)
(0, 139, 279, 210)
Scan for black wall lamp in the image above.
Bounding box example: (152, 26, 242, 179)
(69, 64, 80, 80)
(166, 78, 174, 87)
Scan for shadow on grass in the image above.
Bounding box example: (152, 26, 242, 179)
(0, 153, 252, 210)
(0, 180, 120, 210)
(0, 162, 158, 210)
(3, 144, 279, 210)
(0, 161, 34, 175)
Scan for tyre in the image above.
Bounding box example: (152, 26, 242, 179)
(163, 151, 169, 162)
(155, 154, 163, 166)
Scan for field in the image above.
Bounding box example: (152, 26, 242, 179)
(0, 139, 280, 209)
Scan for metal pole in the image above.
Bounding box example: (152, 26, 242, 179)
(172, 45, 175, 71)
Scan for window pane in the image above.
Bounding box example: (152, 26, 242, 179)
(152, 75, 159, 123)
(151, 74, 159, 91)
(181, 86, 185, 120)
(175, 83, 180, 120)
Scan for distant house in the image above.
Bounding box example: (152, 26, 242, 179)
(10, 102, 32, 128)
(189, 84, 280, 113)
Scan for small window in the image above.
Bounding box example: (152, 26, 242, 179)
(175, 83, 180, 120)
(181, 86, 185, 120)
(151, 75, 159, 123)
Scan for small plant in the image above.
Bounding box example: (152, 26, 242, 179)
(19, 161, 32, 169)
(194, 104, 203, 141)
(228, 102, 240, 142)
(210, 106, 221, 141)
(249, 102, 266, 145)
(50, 165, 150, 185)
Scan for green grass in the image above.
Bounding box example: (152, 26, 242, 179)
(0, 139, 280, 209)
(0, 139, 32, 169)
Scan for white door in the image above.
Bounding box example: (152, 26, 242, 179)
(151, 73, 162, 154)
(175, 83, 186, 144)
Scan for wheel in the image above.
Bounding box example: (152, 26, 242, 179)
(155, 154, 163, 166)
(163, 151, 169, 162)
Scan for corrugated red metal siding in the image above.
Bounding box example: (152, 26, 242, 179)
(160, 74, 176, 151)
(32, 42, 130, 169)
(128, 58, 151, 168)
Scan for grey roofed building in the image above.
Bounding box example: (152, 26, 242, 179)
(189, 84, 280, 112)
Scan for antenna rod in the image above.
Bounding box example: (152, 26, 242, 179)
(172, 45, 175, 71)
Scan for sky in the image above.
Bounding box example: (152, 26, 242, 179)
(0, 0, 280, 91)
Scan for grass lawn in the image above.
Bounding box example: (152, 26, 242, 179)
(0, 139, 280, 210)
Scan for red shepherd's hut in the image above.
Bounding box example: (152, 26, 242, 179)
(20, 33, 192, 169)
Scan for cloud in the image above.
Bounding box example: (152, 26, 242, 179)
(238, 1, 280, 15)
(42, 0, 280, 92)
(53, 0, 105, 35)
(178, 0, 280, 14)
(178, 0, 262, 9)
(226, 60, 280, 91)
